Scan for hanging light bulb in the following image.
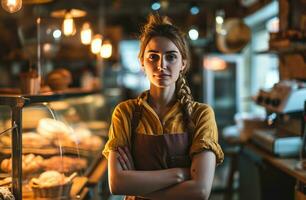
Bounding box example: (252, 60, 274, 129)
(62, 12, 76, 36)
(80, 22, 92, 45)
(1, 0, 22, 13)
(100, 40, 112, 59)
(91, 34, 102, 54)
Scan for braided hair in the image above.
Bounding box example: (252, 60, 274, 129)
(138, 14, 195, 135)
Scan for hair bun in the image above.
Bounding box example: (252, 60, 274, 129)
(147, 14, 173, 27)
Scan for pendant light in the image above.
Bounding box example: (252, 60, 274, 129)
(81, 22, 92, 45)
(1, 0, 53, 13)
(91, 34, 102, 54)
(50, 1, 87, 37)
(100, 40, 112, 59)
(1, 0, 22, 13)
(62, 11, 76, 36)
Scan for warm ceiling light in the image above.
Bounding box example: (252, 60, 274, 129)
(50, 2, 87, 37)
(100, 40, 112, 59)
(91, 34, 102, 54)
(62, 12, 76, 36)
(1, 0, 22, 13)
(81, 22, 92, 45)
(23, 0, 52, 4)
(51, 8, 86, 18)
(203, 57, 227, 71)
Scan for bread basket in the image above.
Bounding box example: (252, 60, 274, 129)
(30, 172, 76, 200)
(31, 181, 72, 200)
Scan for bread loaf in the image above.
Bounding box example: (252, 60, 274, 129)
(47, 68, 72, 91)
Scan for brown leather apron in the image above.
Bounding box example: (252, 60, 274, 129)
(124, 102, 191, 200)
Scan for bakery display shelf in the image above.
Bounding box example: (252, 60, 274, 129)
(0, 173, 10, 178)
(72, 187, 89, 200)
(21, 176, 88, 200)
(0, 88, 101, 105)
(0, 91, 109, 199)
(85, 154, 107, 186)
(0, 147, 58, 155)
(70, 176, 88, 199)
(0, 146, 103, 157)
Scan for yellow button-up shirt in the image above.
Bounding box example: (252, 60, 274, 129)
(103, 92, 224, 164)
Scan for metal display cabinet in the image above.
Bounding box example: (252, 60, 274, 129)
(0, 89, 111, 199)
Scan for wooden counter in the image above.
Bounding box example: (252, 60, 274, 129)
(244, 142, 306, 184)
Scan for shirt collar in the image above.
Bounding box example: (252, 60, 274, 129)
(137, 90, 182, 121)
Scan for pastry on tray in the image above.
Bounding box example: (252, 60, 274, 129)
(1, 154, 44, 175)
(37, 118, 72, 140)
(78, 135, 104, 151)
(0, 132, 52, 149)
(0, 177, 11, 187)
(0, 186, 14, 200)
(41, 156, 87, 174)
(30, 170, 77, 200)
(58, 127, 104, 151)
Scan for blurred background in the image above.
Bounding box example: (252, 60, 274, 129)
(0, 0, 305, 200)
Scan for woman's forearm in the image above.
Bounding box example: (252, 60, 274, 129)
(144, 151, 216, 200)
(144, 179, 210, 200)
(111, 168, 188, 195)
(108, 151, 189, 196)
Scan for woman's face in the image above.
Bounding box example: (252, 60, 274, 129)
(142, 36, 186, 89)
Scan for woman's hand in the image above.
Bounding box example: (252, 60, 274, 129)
(117, 146, 135, 170)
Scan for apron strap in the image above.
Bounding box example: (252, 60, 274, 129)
(131, 98, 142, 152)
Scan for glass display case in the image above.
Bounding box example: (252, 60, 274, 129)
(0, 90, 111, 199)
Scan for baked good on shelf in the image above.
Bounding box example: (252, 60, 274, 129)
(48, 101, 70, 111)
(0, 136, 11, 147)
(30, 170, 76, 200)
(37, 118, 71, 140)
(32, 170, 66, 187)
(41, 156, 87, 174)
(22, 132, 52, 148)
(0, 177, 11, 187)
(52, 126, 104, 151)
(0, 186, 14, 200)
(23, 107, 50, 130)
(0, 132, 51, 149)
(78, 135, 104, 151)
(86, 120, 109, 137)
(0, 154, 44, 175)
(47, 68, 72, 91)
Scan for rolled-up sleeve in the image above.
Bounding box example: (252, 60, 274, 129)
(190, 104, 224, 165)
(102, 102, 132, 159)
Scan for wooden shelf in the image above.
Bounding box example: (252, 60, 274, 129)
(244, 142, 306, 184)
(259, 39, 306, 56)
(255, 47, 306, 55)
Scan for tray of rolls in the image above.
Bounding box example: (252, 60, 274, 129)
(0, 153, 91, 199)
(0, 118, 105, 157)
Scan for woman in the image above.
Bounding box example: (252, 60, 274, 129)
(103, 14, 224, 200)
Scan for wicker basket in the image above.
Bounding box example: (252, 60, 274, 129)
(31, 181, 72, 200)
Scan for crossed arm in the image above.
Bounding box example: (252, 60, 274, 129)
(108, 147, 216, 200)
